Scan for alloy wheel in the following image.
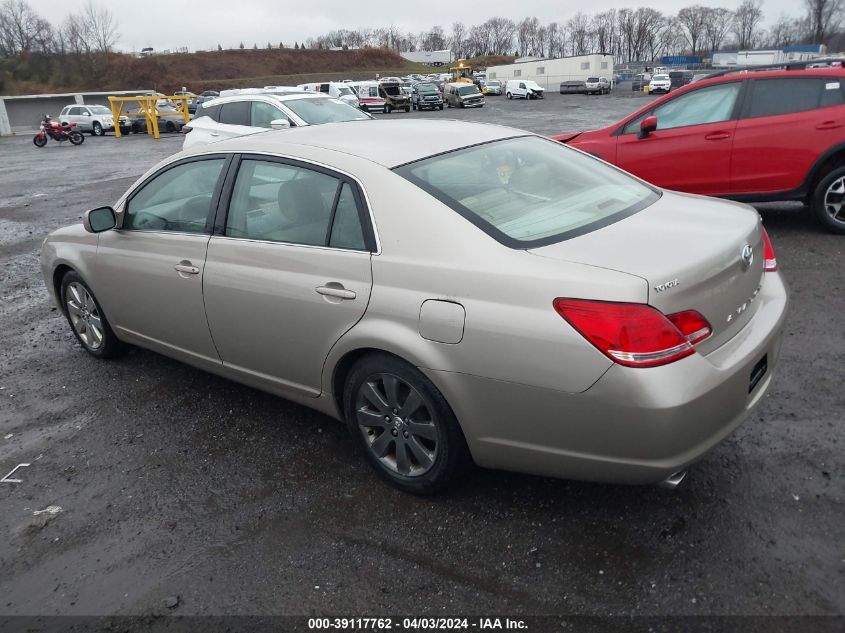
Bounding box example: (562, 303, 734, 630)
(65, 282, 104, 350)
(355, 373, 439, 477)
(824, 176, 845, 225)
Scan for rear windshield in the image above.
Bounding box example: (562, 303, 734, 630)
(587, 77, 600, 82)
(283, 98, 371, 124)
(396, 136, 659, 247)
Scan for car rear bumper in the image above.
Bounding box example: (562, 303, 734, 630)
(428, 271, 789, 485)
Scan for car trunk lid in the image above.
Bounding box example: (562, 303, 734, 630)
(528, 191, 765, 354)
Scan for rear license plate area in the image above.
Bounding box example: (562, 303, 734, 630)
(749, 354, 768, 394)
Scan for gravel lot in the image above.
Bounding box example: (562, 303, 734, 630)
(0, 91, 843, 628)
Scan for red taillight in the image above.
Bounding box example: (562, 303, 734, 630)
(180, 125, 192, 134)
(553, 299, 712, 368)
(762, 228, 777, 272)
(666, 310, 712, 345)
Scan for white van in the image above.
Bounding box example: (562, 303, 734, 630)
(352, 80, 386, 112)
(505, 80, 545, 100)
(296, 82, 359, 107)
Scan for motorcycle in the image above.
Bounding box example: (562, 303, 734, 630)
(33, 115, 84, 147)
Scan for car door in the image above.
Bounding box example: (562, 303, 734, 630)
(615, 81, 742, 195)
(731, 76, 845, 194)
(207, 100, 254, 142)
(92, 155, 230, 367)
(203, 156, 376, 397)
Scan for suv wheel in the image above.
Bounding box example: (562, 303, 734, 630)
(343, 353, 469, 494)
(92, 121, 104, 136)
(813, 166, 845, 234)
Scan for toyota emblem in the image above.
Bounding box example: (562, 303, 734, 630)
(740, 244, 754, 270)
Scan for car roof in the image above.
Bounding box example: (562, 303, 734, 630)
(202, 92, 331, 107)
(186, 119, 531, 168)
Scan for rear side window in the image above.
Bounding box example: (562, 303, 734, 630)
(396, 136, 659, 248)
(218, 101, 250, 125)
(198, 103, 221, 121)
(745, 77, 845, 118)
(225, 159, 368, 250)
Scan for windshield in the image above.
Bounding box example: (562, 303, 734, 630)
(457, 85, 480, 96)
(90, 106, 111, 114)
(335, 86, 353, 96)
(382, 85, 401, 96)
(488, 81, 500, 87)
(283, 98, 371, 124)
(654, 75, 669, 81)
(417, 83, 438, 93)
(396, 136, 658, 247)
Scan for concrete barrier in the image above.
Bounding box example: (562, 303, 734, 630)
(0, 90, 155, 135)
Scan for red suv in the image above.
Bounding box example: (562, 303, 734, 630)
(554, 62, 845, 234)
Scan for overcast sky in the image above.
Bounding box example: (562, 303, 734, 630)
(29, 0, 801, 52)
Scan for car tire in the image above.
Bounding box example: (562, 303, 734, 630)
(91, 121, 104, 136)
(506, 92, 512, 99)
(811, 165, 845, 234)
(165, 121, 176, 133)
(60, 271, 123, 359)
(412, 103, 417, 110)
(439, 104, 443, 110)
(343, 352, 469, 494)
(404, 106, 410, 113)
(385, 104, 392, 113)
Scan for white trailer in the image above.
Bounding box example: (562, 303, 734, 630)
(486, 54, 615, 91)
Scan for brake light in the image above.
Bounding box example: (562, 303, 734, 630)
(666, 310, 712, 345)
(553, 299, 711, 368)
(180, 125, 192, 134)
(762, 228, 777, 272)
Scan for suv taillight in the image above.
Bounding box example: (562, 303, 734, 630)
(553, 299, 711, 368)
(762, 228, 777, 272)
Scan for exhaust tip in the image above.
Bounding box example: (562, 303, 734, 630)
(658, 470, 687, 490)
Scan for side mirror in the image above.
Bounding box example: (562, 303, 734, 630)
(83, 206, 116, 233)
(639, 115, 658, 138)
(270, 119, 290, 130)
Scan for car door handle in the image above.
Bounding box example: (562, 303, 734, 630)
(174, 263, 200, 275)
(816, 121, 843, 130)
(209, 132, 221, 137)
(704, 132, 732, 140)
(315, 285, 356, 300)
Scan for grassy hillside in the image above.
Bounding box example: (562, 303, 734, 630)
(1, 48, 518, 95)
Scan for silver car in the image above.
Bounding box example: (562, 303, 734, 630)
(40, 120, 789, 494)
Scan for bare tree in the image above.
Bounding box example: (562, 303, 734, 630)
(702, 7, 734, 53)
(733, 0, 764, 49)
(517, 16, 539, 56)
(677, 5, 709, 55)
(768, 13, 802, 47)
(81, 1, 118, 53)
(421, 25, 446, 51)
(804, 0, 844, 44)
(450, 22, 466, 58)
(592, 10, 617, 54)
(485, 17, 516, 55)
(0, 0, 53, 56)
(567, 12, 592, 56)
(544, 22, 565, 58)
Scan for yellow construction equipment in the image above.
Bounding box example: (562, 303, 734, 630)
(108, 94, 190, 139)
(448, 61, 488, 95)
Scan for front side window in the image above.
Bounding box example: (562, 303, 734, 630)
(125, 159, 226, 233)
(250, 101, 288, 128)
(623, 82, 740, 133)
(283, 98, 370, 124)
(397, 136, 658, 247)
(746, 77, 845, 118)
(225, 159, 367, 250)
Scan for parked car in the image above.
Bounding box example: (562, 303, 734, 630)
(59, 104, 128, 136)
(194, 91, 220, 108)
(126, 100, 187, 134)
(505, 80, 544, 99)
(185, 93, 372, 149)
(669, 70, 695, 90)
(378, 82, 411, 113)
(631, 73, 652, 91)
(444, 82, 485, 108)
(485, 79, 503, 95)
(648, 74, 672, 94)
(560, 80, 587, 94)
(379, 76, 402, 84)
(296, 82, 360, 108)
(174, 90, 198, 114)
(40, 119, 788, 493)
(411, 83, 444, 110)
(353, 81, 386, 112)
(585, 77, 610, 95)
(553, 62, 845, 233)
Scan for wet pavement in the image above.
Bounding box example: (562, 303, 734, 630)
(0, 93, 843, 625)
